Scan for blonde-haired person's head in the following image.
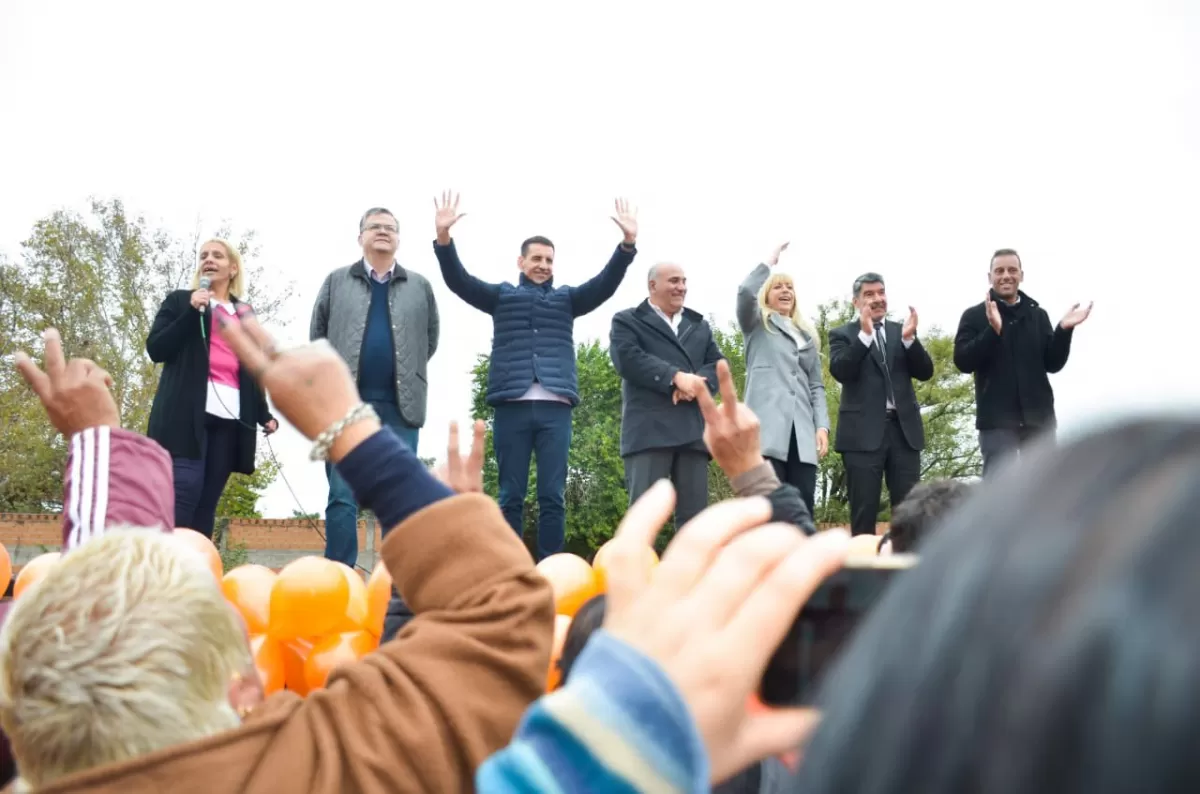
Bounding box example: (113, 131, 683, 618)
(189, 238, 246, 299)
(757, 271, 818, 341)
(0, 529, 255, 789)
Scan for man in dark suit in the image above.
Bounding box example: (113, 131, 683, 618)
(610, 262, 724, 539)
(828, 272, 934, 536)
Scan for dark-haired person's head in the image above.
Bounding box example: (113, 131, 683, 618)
(518, 235, 555, 284)
(879, 479, 973, 554)
(989, 247, 1023, 302)
(556, 594, 606, 686)
(358, 207, 399, 259)
(795, 419, 1200, 794)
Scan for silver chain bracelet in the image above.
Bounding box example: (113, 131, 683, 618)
(309, 403, 380, 461)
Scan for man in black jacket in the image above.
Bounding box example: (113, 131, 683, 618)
(610, 262, 724, 541)
(953, 248, 1092, 476)
(829, 272, 935, 536)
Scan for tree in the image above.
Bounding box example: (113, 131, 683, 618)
(466, 303, 981, 554)
(216, 456, 281, 519)
(0, 198, 294, 514)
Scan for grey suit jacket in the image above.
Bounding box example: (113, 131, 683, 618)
(737, 263, 830, 465)
(309, 261, 439, 427)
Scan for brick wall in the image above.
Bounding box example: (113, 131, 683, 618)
(0, 513, 888, 572)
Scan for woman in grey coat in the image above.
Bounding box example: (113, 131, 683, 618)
(736, 242, 831, 514)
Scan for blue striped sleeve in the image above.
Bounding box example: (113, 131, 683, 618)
(477, 630, 709, 793)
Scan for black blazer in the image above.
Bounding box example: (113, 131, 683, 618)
(145, 290, 273, 475)
(609, 300, 724, 458)
(828, 318, 934, 453)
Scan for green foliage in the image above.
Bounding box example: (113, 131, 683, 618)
(213, 518, 251, 571)
(215, 454, 280, 519)
(0, 198, 293, 513)
(467, 302, 981, 553)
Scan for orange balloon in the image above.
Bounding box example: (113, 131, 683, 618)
(333, 563, 369, 632)
(222, 565, 277, 635)
(591, 540, 658, 593)
(249, 633, 285, 695)
(536, 553, 599, 618)
(303, 630, 377, 691)
(269, 556, 350, 641)
(281, 637, 315, 696)
(172, 528, 223, 582)
(546, 614, 572, 692)
(365, 561, 393, 638)
(13, 552, 61, 599)
(0, 544, 12, 595)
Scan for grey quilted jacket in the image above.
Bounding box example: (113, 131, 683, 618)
(309, 261, 440, 427)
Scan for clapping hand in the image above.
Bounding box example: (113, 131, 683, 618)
(901, 306, 918, 342)
(985, 292, 1002, 334)
(611, 197, 638, 245)
(1060, 301, 1093, 330)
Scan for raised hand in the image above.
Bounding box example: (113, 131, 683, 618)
(600, 479, 848, 783)
(766, 242, 790, 267)
(434, 191, 467, 243)
(14, 328, 120, 436)
(696, 359, 764, 479)
(611, 197, 638, 245)
(985, 292, 1002, 334)
(1060, 301, 1093, 330)
(214, 314, 379, 460)
(902, 306, 918, 341)
(433, 420, 487, 493)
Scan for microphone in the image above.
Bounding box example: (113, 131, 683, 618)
(198, 276, 211, 314)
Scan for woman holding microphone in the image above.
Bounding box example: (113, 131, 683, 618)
(736, 242, 830, 516)
(145, 239, 277, 538)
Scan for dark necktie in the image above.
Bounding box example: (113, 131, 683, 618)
(874, 321, 896, 407)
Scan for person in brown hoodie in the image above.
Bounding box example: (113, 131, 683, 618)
(0, 318, 554, 793)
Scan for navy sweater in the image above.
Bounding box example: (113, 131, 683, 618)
(358, 278, 396, 403)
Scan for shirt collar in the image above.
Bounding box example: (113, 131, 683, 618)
(362, 258, 398, 282)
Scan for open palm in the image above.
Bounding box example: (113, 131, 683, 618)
(434, 190, 466, 232)
(611, 197, 638, 243)
(1060, 301, 1093, 330)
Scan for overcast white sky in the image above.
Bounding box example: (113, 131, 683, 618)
(1, 1, 1196, 519)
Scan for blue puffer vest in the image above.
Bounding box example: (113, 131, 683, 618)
(487, 275, 579, 405)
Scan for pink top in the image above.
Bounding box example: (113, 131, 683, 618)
(208, 304, 241, 389)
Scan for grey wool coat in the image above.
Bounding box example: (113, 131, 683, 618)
(736, 263, 830, 465)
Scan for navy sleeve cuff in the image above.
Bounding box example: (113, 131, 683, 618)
(334, 428, 454, 536)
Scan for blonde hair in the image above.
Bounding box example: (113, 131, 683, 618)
(758, 272, 818, 341)
(0, 529, 252, 788)
(189, 238, 246, 299)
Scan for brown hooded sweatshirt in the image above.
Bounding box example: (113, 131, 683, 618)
(7, 494, 554, 793)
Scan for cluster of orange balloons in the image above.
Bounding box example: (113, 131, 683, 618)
(536, 539, 659, 691)
(223, 553, 393, 696)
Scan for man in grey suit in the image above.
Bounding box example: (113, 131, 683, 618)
(828, 272, 933, 536)
(736, 242, 830, 515)
(610, 262, 724, 542)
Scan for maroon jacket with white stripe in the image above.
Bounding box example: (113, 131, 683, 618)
(59, 425, 175, 550)
(0, 425, 174, 786)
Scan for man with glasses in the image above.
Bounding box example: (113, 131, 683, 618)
(311, 207, 439, 635)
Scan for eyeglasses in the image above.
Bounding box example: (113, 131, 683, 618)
(364, 223, 398, 234)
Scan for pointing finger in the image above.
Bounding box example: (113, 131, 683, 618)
(716, 359, 738, 418)
(14, 351, 51, 402)
(42, 328, 65, 388)
(469, 419, 486, 473)
(446, 420, 461, 469)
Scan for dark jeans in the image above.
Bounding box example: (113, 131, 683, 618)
(767, 426, 818, 517)
(623, 447, 710, 549)
(493, 400, 573, 560)
(979, 425, 1051, 477)
(173, 414, 240, 539)
(325, 400, 418, 643)
(841, 414, 921, 536)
